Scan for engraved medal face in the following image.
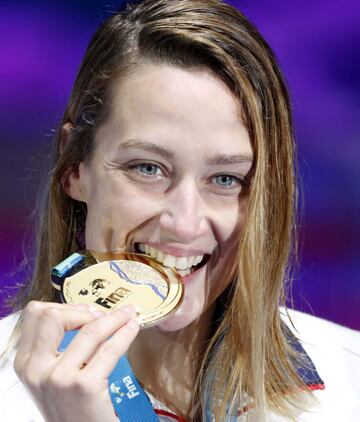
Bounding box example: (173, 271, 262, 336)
(60, 252, 183, 328)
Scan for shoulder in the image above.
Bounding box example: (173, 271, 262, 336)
(0, 312, 44, 422)
(281, 308, 360, 421)
(283, 309, 360, 375)
(0, 312, 20, 349)
(283, 308, 360, 351)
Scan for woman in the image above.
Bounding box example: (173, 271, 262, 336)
(0, 0, 359, 421)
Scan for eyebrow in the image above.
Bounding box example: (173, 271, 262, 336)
(119, 140, 174, 160)
(119, 139, 253, 164)
(207, 154, 253, 165)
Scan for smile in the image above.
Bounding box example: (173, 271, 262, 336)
(134, 243, 210, 276)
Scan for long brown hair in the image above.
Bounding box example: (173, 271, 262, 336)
(6, 0, 314, 419)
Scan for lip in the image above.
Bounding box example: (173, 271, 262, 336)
(135, 241, 211, 258)
(178, 262, 207, 284)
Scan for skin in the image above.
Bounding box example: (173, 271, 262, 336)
(14, 303, 138, 422)
(15, 64, 253, 420)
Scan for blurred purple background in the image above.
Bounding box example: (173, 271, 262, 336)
(0, 1, 359, 329)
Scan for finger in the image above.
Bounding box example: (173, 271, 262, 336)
(59, 306, 137, 371)
(16, 301, 85, 367)
(28, 307, 104, 367)
(84, 317, 140, 378)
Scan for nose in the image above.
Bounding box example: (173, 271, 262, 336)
(159, 177, 209, 242)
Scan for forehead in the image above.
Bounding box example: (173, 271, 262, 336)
(96, 64, 252, 157)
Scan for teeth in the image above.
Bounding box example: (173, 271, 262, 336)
(177, 268, 191, 276)
(187, 256, 194, 267)
(176, 257, 188, 270)
(137, 243, 204, 271)
(194, 255, 202, 265)
(137, 243, 145, 253)
(149, 247, 157, 259)
(163, 254, 176, 267)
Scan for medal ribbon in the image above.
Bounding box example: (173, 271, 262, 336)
(59, 331, 160, 422)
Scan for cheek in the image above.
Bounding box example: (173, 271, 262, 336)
(213, 196, 246, 244)
(207, 200, 246, 301)
(85, 173, 161, 250)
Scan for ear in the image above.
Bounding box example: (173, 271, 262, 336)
(60, 123, 89, 203)
(61, 162, 89, 203)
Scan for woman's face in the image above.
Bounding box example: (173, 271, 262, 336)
(67, 64, 253, 331)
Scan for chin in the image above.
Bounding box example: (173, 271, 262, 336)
(154, 285, 207, 332)
(155, 263, 222, 331)
(154, 309, 200, 332)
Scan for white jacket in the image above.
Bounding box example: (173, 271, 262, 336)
(0, 309, 359, 421)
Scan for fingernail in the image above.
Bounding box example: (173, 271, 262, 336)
(88, 305, 98, 312)
(91, 310, 105, 318)
(119, 305, 136, 315)
(126, 319, 140, 329)
(74, 304, 89, 311)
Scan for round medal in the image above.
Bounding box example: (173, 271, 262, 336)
(55, 251, 183, 328)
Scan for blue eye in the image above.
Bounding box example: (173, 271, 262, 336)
(137, 163, 161, 176)
(213, 174, 241, 188)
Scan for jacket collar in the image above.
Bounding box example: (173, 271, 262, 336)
(284, 324, 325, 391)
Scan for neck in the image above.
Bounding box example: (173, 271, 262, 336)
(127, 304, 216, 418)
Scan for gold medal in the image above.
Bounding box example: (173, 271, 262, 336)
(57, 251, 183, 328)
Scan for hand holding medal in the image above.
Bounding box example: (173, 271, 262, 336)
(14, 300, 139, 422)
(14, 250, 182, 422)
(46, 250, 184, 421)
